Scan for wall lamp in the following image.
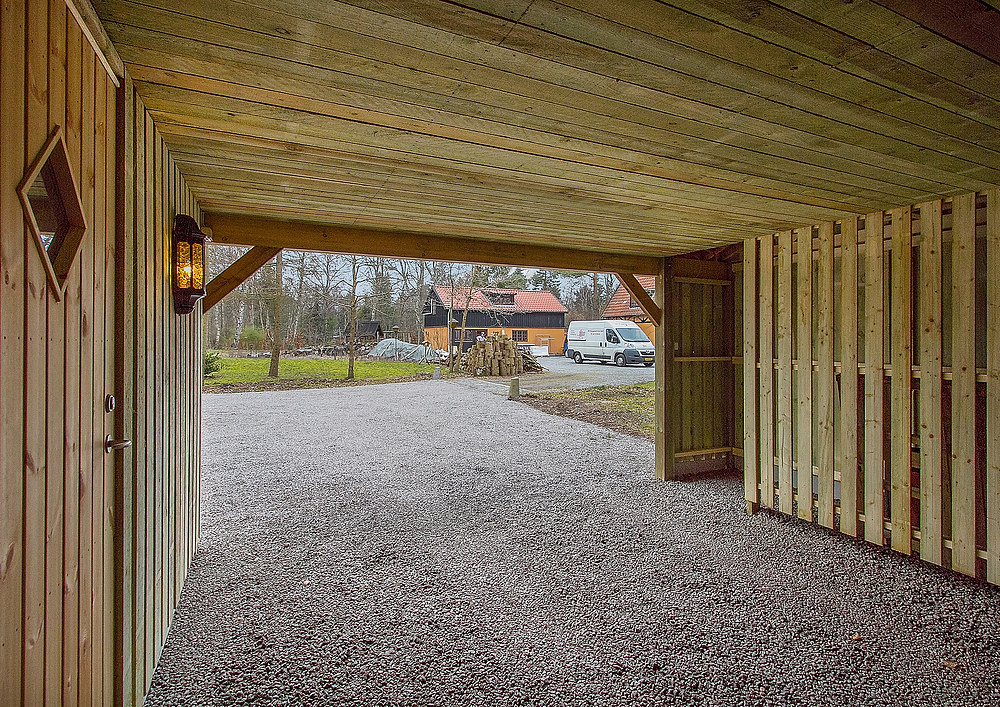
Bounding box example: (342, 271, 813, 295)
(172, 214, 207, 314)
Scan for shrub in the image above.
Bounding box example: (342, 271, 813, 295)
(239, 326, 265, 350)
(204, 350, 223, 377)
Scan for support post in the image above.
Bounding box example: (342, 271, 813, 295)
(654, 258, 676, 481)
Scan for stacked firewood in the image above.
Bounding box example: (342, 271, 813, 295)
(460, 335, 527, 377)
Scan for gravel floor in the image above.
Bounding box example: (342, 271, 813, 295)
(146, 381, 1000, 706)
(454, 352, 655, 395)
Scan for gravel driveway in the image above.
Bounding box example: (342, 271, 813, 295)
(456, 352, 655, 395)
(146, 381, 1000, 706)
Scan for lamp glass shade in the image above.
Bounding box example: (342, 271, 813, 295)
(172, 214, 208, 314)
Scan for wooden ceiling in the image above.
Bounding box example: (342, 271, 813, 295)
(94, 0, 1000, 257)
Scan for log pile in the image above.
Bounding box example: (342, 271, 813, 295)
(459, 335, 541, 377)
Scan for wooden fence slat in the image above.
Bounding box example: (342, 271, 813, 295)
(919, 200, 944, 565)
(839, 217, 860, 536)
(864, 211, 886, 546)
(951, 193, 977, 576)
(759, 234, 774, 508)
(777, 230, 793, 514)
(796, 227, 813, 521)
(988, 188, 1000, 585)
(816, 221, 835, 529)
(743, 238, 759, 509)
(890, 208, 913, 554)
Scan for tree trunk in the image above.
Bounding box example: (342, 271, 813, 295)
(268, 251, 283, 377)
(347, 256, 359, 380)
(452, 266, 478, 373)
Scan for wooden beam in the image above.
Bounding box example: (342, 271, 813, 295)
(615, 272, 661, 325)
(203, 212, 661, 274)
(203, 246, 281, 312)
(654, 258, 676, 481)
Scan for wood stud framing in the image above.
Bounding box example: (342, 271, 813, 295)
(742, 190, 999, 585)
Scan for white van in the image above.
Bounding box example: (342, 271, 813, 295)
(565, 320, 655, 367)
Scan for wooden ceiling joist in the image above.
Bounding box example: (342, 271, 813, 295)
(204, 245, 282, 312)
(202, 212, 661, 274)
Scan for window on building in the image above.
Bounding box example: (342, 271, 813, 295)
(511, 329, 528, 342)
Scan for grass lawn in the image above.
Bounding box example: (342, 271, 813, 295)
(204, 356, 439, 393)
(521, 382, 655, 440)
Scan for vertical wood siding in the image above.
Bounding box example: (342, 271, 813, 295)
(0, 3, 203, 702)
(1, 1, 120, 702)
(742, 190, 999, 585)
(114, 79, 202, 706)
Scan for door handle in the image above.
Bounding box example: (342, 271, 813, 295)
(105, 435, 132, 453)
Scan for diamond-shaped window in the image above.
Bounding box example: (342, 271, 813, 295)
(17, 127, 87, 301)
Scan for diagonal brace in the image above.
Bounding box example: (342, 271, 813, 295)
(204, 245, 282, 312)
(616, 272, 662, 326)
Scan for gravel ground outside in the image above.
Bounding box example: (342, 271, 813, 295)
(146, 381, 1000, 706)
(455, 352, 655, 395)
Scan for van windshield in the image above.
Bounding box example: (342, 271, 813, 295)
(616, 328, 650, 343)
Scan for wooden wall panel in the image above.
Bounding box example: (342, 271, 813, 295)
(950, 194, 977, 576)
(796, 227, 813, 522)
(744, 190, 998, 585)
(0, 3, 203, 702)
(839, 217, 860, 537)
(114, 82, 203, 706)
(743, 239, 759, 509)
(759, 235, 774, 508)
(776, 231, 793, 515)
(890, 208, 912, 554)
(0, 0, 28, 703)
(863, 212, 886, 546)
(816, 222, 835, 529)
(919, 201, 944, 565)
(988, 188, 1000, 585)
(0, 0, 126, 702)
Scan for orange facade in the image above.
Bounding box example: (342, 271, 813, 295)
(424, 326, 566, 354)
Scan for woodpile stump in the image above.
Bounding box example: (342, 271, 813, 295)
(459, 335, 537, 377)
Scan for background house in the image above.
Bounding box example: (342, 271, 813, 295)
(346, 320, 384, 342)
(423, 286, 567, 353)
(602, 275, 656, 341)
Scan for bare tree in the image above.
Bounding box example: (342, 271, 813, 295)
(347, 255, 360, 381)
(268, 250, 283, 377)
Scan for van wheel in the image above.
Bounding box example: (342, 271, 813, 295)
(574, 351, 583, 364)
(615, 354, 626, 367)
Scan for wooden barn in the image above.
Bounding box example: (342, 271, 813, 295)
(423, 285, 568, 353)
(602, 274, 657, 341)
(1, 0, 1000, 704)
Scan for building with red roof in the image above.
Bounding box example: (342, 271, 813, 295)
(423, 285, 568, 354)
(601, 275, 656, 341)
